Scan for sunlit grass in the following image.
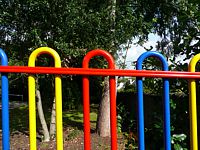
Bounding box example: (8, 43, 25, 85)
(62, 104, 98, 129)
(0, 103, 98, 133)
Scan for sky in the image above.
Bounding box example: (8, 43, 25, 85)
(117, 33, 191, 89)
(124, 33, 160, 69)
(123, 33, 189, 69)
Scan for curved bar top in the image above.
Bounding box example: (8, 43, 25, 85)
(136, 51, 171, 150)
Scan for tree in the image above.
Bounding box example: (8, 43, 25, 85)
(3, 0, 197, 143)
(96, 0, 116, 137)
(120, 1, 200, 148)
(1, 0, 153, 139)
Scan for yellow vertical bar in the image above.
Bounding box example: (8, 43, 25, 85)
(188, 53, 200, 150)
(54, 59, 63, 150)
(55, 75, 62, 150)
(28, 75, 36, 150)
(28, 47, 63, 150)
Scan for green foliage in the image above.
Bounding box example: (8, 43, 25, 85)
(150, 0, 200, 59)
(118, 1, 199, 146)
(117, 102, 138, 149)
(117, 96, 189, 149)
(171, 134, 188, 150)
(0, 0, 151, 56)
(124, 132, 138, 150)
(117, 114, 122, 133)
(0, 0, 154, 109)
(65, 127, 82, 141)
(144, 97, 189, 149)
(1, 1, 199, 148)
(62, 77, 82, 110)
(117, 77, 136, 93)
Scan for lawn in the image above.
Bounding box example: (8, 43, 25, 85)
(0, 102, 125, 149)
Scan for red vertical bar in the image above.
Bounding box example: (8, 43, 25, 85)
(82, 49, 117, 150)
(83, 76, 90, 150)
(110, 76, 117, 150)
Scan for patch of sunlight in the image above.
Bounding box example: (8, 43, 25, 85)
(90, 112, 97, 121)
(63, 111, 97, 125)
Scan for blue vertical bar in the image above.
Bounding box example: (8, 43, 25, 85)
(0, 48, 9, 150)
(136, 51, 171, 150)
(136, 76, 145, 150)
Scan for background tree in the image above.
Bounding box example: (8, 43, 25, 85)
(1, 0, 199, 146)
(0, 0, 152, 139)
(118, 0, 200, 148)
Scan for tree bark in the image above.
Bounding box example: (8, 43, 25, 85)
(96, 77, 111, 137)
(36, 89, 50, 142)
(96, 0, 116, 137)
(49, 98, 56, 139)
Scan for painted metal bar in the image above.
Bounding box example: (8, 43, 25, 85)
(82, 49, 117, 150)
(136, 51, 171, 150)
(0, 48, 9, 150)
(1, 66, 200, 78)
(136, 75, 145, 150)
(28, 47, 63, 150)
(0, 47, 199, 149)
(188, 54, 200, 150)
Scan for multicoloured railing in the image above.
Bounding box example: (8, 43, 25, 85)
(0, 47, 199, 150)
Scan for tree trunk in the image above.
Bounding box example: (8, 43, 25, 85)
(96, 77, 111, 137)
(96, 0, 116, 137)
(36, 89, 50, 142)
(49, 98, 56, 139)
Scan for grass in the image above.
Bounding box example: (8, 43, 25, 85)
(62, 104, 98, 131)
(39, 142, 49, 149)
(0, 103, 126, 149)
(0, 103, 98, 134)
(4, 105, 29, 133)
(65, 127, 82, 141)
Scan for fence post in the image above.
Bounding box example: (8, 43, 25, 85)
(28, 47, 63, 150)
(0, 48, 9, 150)
(82, 49, 117, 150)
(136, 51, 171, 150)
(188, 54, 200, 150)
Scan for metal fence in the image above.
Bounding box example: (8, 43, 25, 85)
(0, 47, 199, 150)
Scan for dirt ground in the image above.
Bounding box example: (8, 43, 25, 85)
(0, 102, 126, 149)
(0, 128, 125, 150)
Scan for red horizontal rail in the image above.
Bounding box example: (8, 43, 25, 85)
(0, 66, 200, 79)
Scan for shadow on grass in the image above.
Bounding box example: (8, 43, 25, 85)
(0, 105, 29, 134)
(0, 104, 98, 134)
(62, 109, 97, 132)
(0, 105, 97, 134)
(62, 104, 98, 130)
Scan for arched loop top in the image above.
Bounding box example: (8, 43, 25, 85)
(82, 49, 115, 69)
(0, 48, 8, 66)
(28, 47, 61, 67)
(136, 51, 168, 71)
(189, 53, 200, 72)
